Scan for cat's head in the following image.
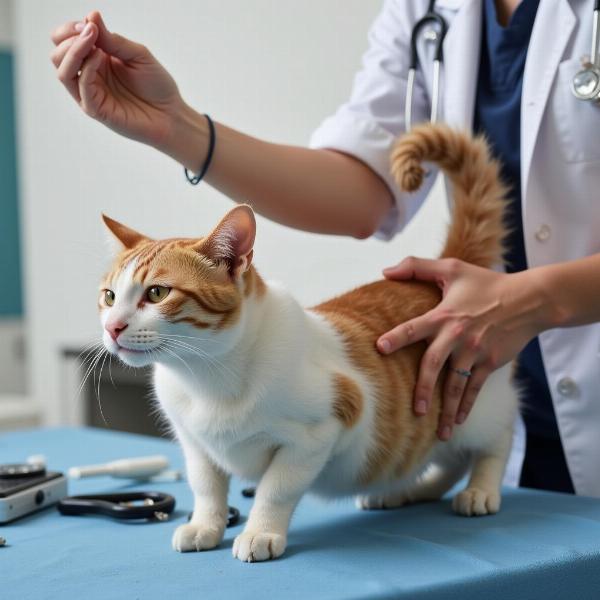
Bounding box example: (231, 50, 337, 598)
(98, 205, 263, 368)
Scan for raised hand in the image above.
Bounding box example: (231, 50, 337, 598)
(51, 11, 184, 149)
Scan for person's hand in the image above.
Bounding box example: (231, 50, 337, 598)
(376, 257, 548, 441)
(50, 11, 184, 149)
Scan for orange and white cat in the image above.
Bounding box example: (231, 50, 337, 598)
(99, 124, 516, 563)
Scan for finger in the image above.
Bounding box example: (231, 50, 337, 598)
(383, 256, 460, 286)
(87, 10, 149, 61)
(455, 366, 491, 425)
(56, 22, 99, 103)
(51, 20, 84, 45)
(413, 329, 455, 417)
(79, 48, 106, 119)
(438, 359, 475, 440)
(50, 36, 76, 68)
(377, 313, 437, 355)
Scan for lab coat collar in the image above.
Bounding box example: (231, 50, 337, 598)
(435, 0, 466, 10)
(521, 0, 576, 205)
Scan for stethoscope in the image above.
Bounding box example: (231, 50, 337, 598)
(572, 1, 600, 102)
(405, 0, 447, 132)
(407, 0, 600, 132)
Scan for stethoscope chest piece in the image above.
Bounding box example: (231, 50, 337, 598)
(572, 58, 600, 102)
(572, 5, 600, 103)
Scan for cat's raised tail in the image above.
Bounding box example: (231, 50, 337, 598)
(390, 123, 508, 268)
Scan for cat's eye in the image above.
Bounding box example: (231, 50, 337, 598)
(104, 289, 115, 307)
(147, 285, 170, 303)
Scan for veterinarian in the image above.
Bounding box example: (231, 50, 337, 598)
(51, 1, 600, 497)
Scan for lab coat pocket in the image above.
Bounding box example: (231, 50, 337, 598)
(554, 58, 600, 163)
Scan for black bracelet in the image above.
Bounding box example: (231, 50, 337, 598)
(184, 114, 216, 185)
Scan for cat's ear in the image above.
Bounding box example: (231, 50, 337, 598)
(201, 205, 256, 278)
(102, 214, 150, 250)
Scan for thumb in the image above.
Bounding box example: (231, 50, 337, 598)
(383, 256, 443, 282)
(87, 10, 148, 61)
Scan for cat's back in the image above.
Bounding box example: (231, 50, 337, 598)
(312, 278, 441, 339)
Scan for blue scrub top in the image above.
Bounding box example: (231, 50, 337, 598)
(473, 0, 572, 490)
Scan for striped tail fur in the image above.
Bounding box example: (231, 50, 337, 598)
(390, 123, 509, 268)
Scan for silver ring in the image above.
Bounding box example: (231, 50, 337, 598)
(449, 366, 472, 378)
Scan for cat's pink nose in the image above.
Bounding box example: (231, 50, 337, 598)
(106, 320, 128, 341)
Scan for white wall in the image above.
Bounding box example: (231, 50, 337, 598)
(0, 318, 26, 394)
(0, 0, 12, 49)
(14, 0, 448, 425)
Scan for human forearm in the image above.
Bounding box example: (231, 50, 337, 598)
(52, 15, 392, 239)
(528, 253, 600, 330)
(163, 103, 393, 238)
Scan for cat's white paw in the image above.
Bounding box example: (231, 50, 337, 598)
(355, 492, 408, 510)
(172, 523, 223, 552)
(232, 531, 286, 562)
(452, 487, 500, 517)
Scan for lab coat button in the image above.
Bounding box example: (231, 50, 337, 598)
(557, 377, 579, 398)
(535, 224, 551, 242)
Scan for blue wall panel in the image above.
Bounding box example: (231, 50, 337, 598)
(0, 51, 23, 316)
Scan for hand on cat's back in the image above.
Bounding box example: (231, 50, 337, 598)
(377, 256, 544, 441)
(50, 10, 183, 150)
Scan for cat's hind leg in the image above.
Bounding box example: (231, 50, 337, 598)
(357, 453, 468, 510)
(452, 428, 512, 517)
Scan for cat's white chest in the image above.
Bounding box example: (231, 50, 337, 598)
(153, 364, 279, 479)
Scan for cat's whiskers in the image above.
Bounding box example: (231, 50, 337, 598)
(158, 332, 228, 345)
(160, 344, 202, 386)
(157, 336, 241, 384)
(159, 339, 220, 382)
(74, 341, 105, 373)
(75, 346, 104, 399)
(95, 350, 111, 427)
(76, 339, 104, 359)
(73, 346, 107, 416)
(108, 354, 116, 388)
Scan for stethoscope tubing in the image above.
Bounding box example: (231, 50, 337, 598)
(405, 5, 447, 131)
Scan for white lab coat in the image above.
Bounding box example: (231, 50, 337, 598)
(310, 0, 600, 497)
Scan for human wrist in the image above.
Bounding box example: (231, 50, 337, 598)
(513, 266, 570, 333)
(159, 101, 210, 172)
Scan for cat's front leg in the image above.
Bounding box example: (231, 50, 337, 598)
(172, 431, 230, 553)
(233, 440, 333, 563)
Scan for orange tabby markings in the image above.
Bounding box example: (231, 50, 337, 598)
(391, 125, 507, 267)
(178, 288, 236, 315)
(172, 316, 212, 329)
(314, 281, 442, 484)
(332, 373, 363, 428)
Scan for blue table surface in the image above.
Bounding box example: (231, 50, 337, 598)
(2, 427, 600, 600)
